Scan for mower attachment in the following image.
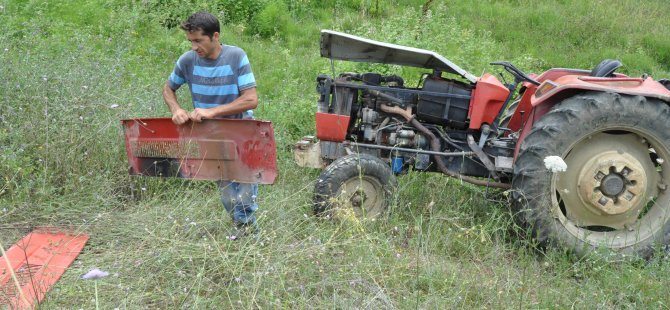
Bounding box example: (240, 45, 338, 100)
(121, 118, 277, 184)
(0, 229, 89, 309)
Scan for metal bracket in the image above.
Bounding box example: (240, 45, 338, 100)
(467, 134, 499, 181)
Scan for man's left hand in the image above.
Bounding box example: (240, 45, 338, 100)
(190, 108, 213, 122)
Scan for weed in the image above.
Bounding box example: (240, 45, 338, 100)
(2, 0, 670, 308)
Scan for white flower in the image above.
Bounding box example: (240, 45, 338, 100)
(110, 104, 119, 109)
(81, 268, 109, 280)
(544, 156, 567, 172)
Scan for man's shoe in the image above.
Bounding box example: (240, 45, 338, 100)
(226, 223, 259, 241)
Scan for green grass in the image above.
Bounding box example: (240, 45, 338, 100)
(2, 0, 670, 308)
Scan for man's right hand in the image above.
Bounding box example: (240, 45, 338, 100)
(171, 108, 190, 125)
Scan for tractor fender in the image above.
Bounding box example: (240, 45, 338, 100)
(512, 76, 670, 160)
(532, 76, 670, 108)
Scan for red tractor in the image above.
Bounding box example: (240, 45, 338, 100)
(294, 30, 670, 258)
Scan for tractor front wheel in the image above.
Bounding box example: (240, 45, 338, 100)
(513, 92, 670, 259)
(314, 154, 397, 219)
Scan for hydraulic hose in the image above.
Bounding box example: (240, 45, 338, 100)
(378, 104, 511, 189)
(410, 118, 511, 189)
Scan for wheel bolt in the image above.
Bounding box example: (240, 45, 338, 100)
(598, 196, 608, 206)
(622, 191, 634, 201)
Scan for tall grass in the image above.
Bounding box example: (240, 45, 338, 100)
(2, 0, 670, 308)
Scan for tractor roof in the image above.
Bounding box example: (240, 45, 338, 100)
(320, 30, 477, 83)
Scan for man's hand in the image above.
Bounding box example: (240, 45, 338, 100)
(190, 108, 213, 122)
(171, 108, 190, 125)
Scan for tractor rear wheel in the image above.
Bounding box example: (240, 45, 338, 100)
(512, 92, 670, 259)
(314, 154, 397, 219)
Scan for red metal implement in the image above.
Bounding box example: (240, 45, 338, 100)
(122, 118, 278, 184)
(0, 230, 89, 309)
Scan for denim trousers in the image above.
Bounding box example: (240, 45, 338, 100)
(217, 180, 258, 225)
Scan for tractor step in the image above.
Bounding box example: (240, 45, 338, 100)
(0, 229, 89, 309)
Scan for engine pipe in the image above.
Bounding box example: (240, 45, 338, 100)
(378, 104, 511, 189)
(343, 141, 474, 157)
(410, 118, 511, 189)
(368, 89, 405, 105)
(379, 104, 413, 121)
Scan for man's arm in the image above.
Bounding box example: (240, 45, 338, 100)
(190, 87, 258, 122)
(162, 81, 190, 125)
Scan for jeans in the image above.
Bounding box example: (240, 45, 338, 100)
(218, 181, 258, 225)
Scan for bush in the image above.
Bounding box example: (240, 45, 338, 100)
(249, 0, 294, 38)
(141, 0, 267, 29)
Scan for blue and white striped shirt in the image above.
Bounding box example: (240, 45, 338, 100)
(168, 44, 256, 119)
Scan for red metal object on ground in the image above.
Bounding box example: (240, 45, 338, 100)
(121, 118, 278, 184)
(0, 229, 89, 309)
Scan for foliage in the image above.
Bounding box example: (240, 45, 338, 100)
(140, 0, 268, 28)
(2, 0, 670, 308)
(249, 0, 294, 38)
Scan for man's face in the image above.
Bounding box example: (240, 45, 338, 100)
(186, 30, 220, 59)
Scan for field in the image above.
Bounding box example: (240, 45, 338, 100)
(2, 0, 670, 308)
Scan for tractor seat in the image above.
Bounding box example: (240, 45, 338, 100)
(591, 59, 622, 77)
(658, 79, 670, 91)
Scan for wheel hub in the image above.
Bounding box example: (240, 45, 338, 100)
(600, 173, 625, 197)
(579, 157, 645, 215)
(350, 190, 366, 207)
(555, 133, 659, 229)
(338, 176, 385, 218)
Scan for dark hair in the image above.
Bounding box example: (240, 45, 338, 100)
(180, 11, 220, 39)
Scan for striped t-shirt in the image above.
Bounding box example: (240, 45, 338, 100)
(168, 44, 256, 119)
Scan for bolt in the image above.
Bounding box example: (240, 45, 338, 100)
(598, 196, 608, 206)
(595, 171, 606, 181)
(621, 167, 631, 177)
(622, 191, 634, 201)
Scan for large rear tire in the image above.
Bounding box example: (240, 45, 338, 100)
(314, 154, 397, 219)
(512, 92, 670, 259)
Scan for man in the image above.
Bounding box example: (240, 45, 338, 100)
(162, 11, 259, 239)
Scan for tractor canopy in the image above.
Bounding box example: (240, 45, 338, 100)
(319, 30, 478, 83)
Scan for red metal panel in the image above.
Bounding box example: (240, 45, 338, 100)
(315, 112, 350, 142)
(122, 118, 277, 184)
(0, 230, 89, 309)
(530, 75, 670, 108)
(468, 73, 509, 129)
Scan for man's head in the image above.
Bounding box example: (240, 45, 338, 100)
(181, 11, 220, 38)
(181, 12, 221, 59)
